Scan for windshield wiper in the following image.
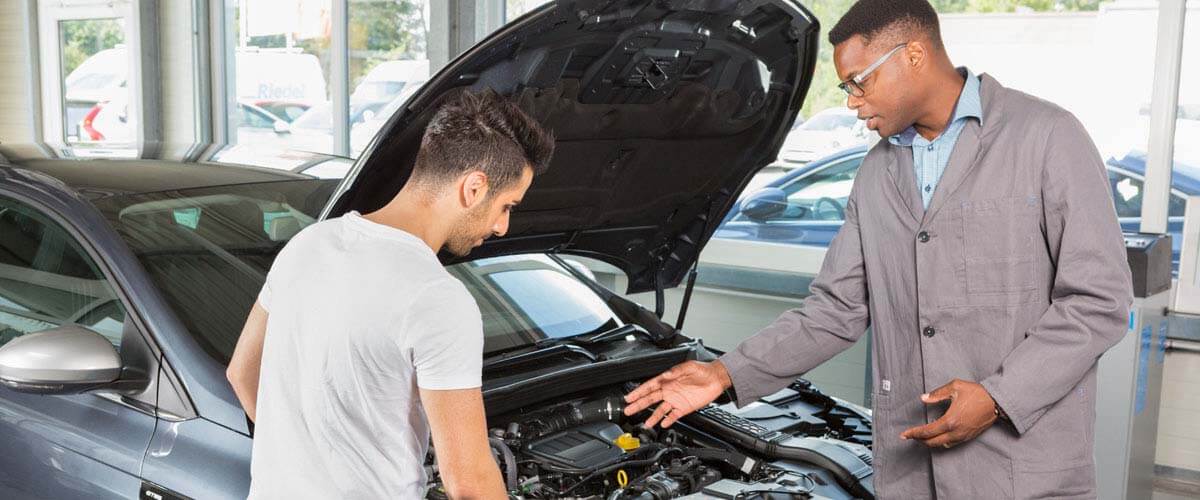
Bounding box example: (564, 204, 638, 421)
(483, 343, 598, 371)
(483, 324, 657, 371)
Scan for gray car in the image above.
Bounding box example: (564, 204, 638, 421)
(0, 1, 879, 498)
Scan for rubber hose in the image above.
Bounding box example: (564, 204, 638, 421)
(489, 437, 518, 491)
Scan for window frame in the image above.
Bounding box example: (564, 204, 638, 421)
(34, 0, 160, 158)
(0, 184, 195, 421)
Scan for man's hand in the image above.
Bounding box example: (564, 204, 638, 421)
(623, 360, 733, 428)
(900, 379, 998, 449)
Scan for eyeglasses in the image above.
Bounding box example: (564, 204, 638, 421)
(838, 43, 908, 97)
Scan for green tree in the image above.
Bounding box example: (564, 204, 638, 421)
(59, 18, 124, 76)
(245, 1, 428, 99)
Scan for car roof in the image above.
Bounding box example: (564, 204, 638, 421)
(768, 145, 870, 188)
(1107, 151, 1200, 195)
(3, 159, 313, 200)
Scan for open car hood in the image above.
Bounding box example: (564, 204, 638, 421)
(323, 0, 818, 293)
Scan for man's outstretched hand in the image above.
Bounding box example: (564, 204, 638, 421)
(900, 379, 999, 449)
(623, 360, 733, 428)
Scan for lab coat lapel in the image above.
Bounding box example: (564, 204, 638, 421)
(921, 119, 984, 226)
(887, 147, 924, 224)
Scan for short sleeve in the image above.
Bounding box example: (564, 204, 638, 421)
(257, 280, 273, 313)
(405, 280, 484, 390)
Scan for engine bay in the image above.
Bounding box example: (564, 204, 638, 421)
(425, 380, 875, 499)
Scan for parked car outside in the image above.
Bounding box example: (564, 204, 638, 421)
(718, 146, 1196, 272)
(775, 107, 870, 165)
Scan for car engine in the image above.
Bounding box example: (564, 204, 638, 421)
(425, 380, 875, 499)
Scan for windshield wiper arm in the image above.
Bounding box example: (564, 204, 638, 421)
(577, 323, 655, 345)
(483, 343, 599, 371)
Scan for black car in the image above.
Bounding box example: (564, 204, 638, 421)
(0, 1, 877, 498)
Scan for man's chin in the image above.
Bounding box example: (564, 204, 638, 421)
(444, 245, 472, 257)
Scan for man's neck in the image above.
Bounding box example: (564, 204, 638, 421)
(912, 66, 967, 141)
(362, 191, 448, 252)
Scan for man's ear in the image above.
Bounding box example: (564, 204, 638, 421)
(904, 40, 928, 70)
(460, 171, 490, 209)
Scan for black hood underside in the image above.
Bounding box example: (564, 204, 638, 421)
(325, 0, 818, 293)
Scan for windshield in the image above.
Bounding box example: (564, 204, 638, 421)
(96, 184, 619, 363)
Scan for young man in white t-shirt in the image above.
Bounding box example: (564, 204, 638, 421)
(225, 89, 555, 499)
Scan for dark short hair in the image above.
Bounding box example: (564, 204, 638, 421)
(829, 0, 942, 48)
(411, 89, 554, 194)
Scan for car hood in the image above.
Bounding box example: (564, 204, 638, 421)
(322, 0, 818, 293)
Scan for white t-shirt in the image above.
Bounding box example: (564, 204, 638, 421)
(248, 211, 484, 499)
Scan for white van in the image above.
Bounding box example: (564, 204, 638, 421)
(66, 46, 329, 141)
(235, 49, 328, 106)
(350, 59, 429, 102)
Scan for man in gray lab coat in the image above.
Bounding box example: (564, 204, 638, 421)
(624, 0, 1133, 498)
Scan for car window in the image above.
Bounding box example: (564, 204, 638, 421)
(0, 196, 127, 349)
(451, 255, 620, 354)
(94, 179, 337, 364)
(237, 104, 276, 129)
(1107, 169, 1187, 218)
(771, 156, 863, 222)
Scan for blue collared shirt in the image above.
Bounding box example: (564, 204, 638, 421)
(888, 69, 983, 208)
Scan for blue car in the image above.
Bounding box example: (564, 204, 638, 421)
(716, 147, 1197, 271)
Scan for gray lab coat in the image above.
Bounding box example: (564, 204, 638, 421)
(720, 74, 1133, 499)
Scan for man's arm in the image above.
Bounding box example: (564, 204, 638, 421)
(979, 112, 1133, 434)
(718, 185, 872, 406)
(408, 281, 504, 498)
(422, 388, 506, 499)
(227, 301, 268, 422)
(626, 182, 872, 423)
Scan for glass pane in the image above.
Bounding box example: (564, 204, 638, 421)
(0, 197, 127, 349)
(229, 0, 334, 156)
(59, 18, 133, 151)
(449, 255, 621, 354)
(937, 2, 1163, 223)
(348, 0, 433, 157)
(93, 179, 338, 364)
(777, 157, 861, 222)
(506, 0, 553, 22)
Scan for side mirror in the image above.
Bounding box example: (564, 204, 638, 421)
(273, 120, 291, 134)
(0, 325, 122, 395)
(740, 187, 788, 221)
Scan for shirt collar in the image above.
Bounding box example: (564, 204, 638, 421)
(888, 68, 983, 146)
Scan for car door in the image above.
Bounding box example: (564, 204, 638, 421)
(1105, 166, 1188, 271)
(0, 194, 157, 499)
(718, 154, 864, 247)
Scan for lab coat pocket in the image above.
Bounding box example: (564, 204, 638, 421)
(1012, 460, 1096, 500)
(961, 196, 1041, 296)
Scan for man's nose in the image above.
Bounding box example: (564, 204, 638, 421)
(846, 94, 865, 110)
(493, 213, 510, 237)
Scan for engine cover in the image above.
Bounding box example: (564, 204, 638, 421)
(524, 422, 626, 470)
